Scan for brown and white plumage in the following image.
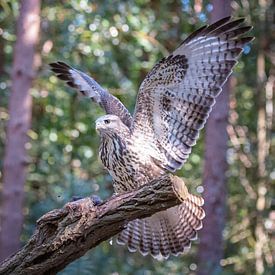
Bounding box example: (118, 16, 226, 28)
(132, 16, 253, 172)
(50, 17, 253, 259)
(117, 195, 205, 258)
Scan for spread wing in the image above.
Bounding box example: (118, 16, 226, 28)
(131, 17, 254, 172)
(49, 62, 133, 128)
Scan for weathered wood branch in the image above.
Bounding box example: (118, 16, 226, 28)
(0, 174, 189, 275)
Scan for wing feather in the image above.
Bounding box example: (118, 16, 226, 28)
(50, 62, 132, 127)
(131, 17, 254, 171)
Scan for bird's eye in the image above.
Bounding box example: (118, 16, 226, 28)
(104, 119, 110, 124)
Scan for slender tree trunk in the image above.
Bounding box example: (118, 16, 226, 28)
(255, 1, 270, 273)
(197, 1, 231, 274)
(0, 0, 40, 261)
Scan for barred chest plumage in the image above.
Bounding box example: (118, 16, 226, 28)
(99, 132, 163, 194)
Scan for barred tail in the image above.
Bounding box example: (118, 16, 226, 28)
(117, 193, 205, 259)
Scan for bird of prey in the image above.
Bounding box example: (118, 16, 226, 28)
(50, 17, 253, 259)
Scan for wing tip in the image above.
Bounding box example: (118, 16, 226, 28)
(49, 61, 78, 89)
(49, 61, 72, 71)
(181, 16, 253, 47)
(241, 36, 255, 44)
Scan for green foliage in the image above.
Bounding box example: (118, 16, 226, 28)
(0, 0, 273, 274)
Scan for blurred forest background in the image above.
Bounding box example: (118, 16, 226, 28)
(0, 0, 274, 274)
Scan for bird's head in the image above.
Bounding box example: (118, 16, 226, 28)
(95, 114, 129, 136)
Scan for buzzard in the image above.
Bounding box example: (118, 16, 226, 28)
(50, 17, 253, 259)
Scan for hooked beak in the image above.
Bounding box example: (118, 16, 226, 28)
(95, 122, 100, 131)
(95, 120, 104, 132)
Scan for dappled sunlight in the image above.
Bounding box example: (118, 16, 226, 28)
(0, 0, 273, 274)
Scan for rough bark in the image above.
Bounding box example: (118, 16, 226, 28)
(0, 174, 190, 275)
(0, 0, 41, 261)
(197, 1, 231, 274)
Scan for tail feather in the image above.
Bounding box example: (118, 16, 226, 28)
(162, 217, 184, 256)
(158, 218, 170, 258)
(117, 192, 205, 259)
(139, 219, 151, 255)
(127, 220, 140, 252)
(150, 227, 160, 257)
(187, 193, 204, 207)
(160, 217, 178, 258)
(179, 202, 203, 230)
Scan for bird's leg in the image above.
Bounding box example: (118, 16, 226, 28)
(90, 194, 103, 206)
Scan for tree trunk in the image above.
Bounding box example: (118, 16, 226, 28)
(197, 1, 231, 274)
(254, 1, 270, 273)
(0, 0, 41, 262)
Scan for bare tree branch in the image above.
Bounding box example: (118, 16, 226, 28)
(0, 174, 189, 275)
